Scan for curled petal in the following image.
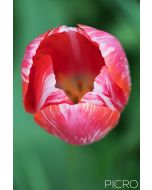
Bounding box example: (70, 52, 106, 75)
(21, 27, 60, 100)
(78, 24, 131, 99)
(81, 66, 126, 111)
(34, 103, 120, 145)
(21, 33, 48, 99)
(24, 54, 72, 113)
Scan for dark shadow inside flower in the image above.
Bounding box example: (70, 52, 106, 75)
(37, 31, 105, 103)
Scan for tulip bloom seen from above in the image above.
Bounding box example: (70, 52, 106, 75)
(21, 25, 131, 145)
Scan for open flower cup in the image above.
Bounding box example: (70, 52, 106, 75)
(21, 25, 131, 145)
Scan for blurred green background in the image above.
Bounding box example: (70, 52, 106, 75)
(13, 0, 140, 190)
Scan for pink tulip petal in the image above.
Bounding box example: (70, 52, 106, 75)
(78, 24, 131, 99)
(81, 66, 126, 111)
(21, 27, 64, 99)
(24, 54, 72, 113)
(34, 103, 120, 145)
(21, 32, 48, 99)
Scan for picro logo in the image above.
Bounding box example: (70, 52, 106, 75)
(105, 180, 138, 189)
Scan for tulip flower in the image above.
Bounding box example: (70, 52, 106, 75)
(21, 25, 131, 145)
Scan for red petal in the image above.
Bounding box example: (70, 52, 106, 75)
(24, 54, 72, 113)
(36, 28, 104, 79)
(78, 24, 131, 99)
(81, 66, 126, 111)
(34, 103, 120, 145)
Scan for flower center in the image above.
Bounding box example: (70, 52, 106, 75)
(37, 31, 105, 103)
